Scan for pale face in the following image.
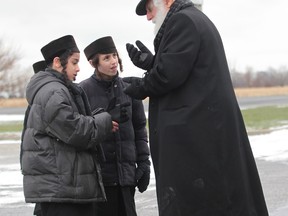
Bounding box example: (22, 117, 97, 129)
(146, 0, 169, 34)
(97, 53, 118, 79)
(65, 52, 80, 81)
(146, 0, 158, 21)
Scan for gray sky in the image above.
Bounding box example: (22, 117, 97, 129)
(0, 0, 287, 81)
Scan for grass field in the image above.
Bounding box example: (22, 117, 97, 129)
(0, 122, 23, 133)
(242, 106, 288, 133)
(0, 106, 287, 135)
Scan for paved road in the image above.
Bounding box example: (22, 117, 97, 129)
(0, 95, 287, 115)
(0, 107, 26, 115)
(1, 95, 288, 215)
(237, 95, 288, 109)
(1, 142, 288, 216)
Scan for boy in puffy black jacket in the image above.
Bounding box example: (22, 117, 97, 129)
(79, 36, 150, 216)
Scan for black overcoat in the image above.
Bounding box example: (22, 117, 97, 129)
(138, 4, 268, 216)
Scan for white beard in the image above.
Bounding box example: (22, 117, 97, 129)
(153, 1, 168, 35)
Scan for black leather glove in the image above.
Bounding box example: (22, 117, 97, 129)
(135, 160, 151, 193)
(126, 40, 154, 70)
(106, 97, 130, 123)
(123, 77, 147, 100)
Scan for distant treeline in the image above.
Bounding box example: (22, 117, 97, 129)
(231, 66, 288, 88)
(1, 38, 288, 98)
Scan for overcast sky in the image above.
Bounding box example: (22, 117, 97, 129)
(0, 0, 287, 82)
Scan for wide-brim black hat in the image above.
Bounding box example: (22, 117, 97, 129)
(32, 60, 47, 73)
(41, 35, 80, 63)
(136, 0, 147, 16)
(84, 36, 117, 60)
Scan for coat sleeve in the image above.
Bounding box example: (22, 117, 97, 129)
(43, 88, 112, 150)
(131, 98, 149, 162)
(144, 13, 200, 96)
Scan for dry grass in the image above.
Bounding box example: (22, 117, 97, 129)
(0, 86, 287, 107)
(0, 98, 28, 107)
(234, 86, 288, 97)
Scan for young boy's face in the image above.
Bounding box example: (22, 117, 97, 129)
(65, 52, 80, 81)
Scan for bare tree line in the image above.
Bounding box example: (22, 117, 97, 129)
(0, 38, 288, 98)
(231, 66, 288, 88)
(0, 39, 33, 98)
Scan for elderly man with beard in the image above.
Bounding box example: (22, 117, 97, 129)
(124, 0, 269, 216)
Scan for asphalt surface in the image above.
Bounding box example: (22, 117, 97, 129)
(1, 141, 288, 216)
(237, 95, 288, 109)
(1, 95, 288, 215)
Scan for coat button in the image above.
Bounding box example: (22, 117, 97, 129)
(193, 178, 205, 189)
(112, 152, 116, 157)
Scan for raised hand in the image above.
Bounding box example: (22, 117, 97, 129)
(126, 40, 154, 70)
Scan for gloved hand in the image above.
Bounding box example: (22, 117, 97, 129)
(123, 77, 147, 100)
(106, 97, 130, 123)
(135, 160, 151, 193)
(126, 40, 154, 70)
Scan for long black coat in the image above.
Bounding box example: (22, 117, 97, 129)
(79, 74, 149, 186)
(131, 3, 268, 216)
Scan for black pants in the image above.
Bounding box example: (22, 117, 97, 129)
(40, 202, 94, 216)
(94, 186, 137, 216)
(34, 203, 42, 216)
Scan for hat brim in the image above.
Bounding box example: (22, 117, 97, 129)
(136, 0, 147, 16)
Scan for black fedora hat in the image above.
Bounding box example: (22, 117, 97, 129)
(32, 60, 47, 73)
(41, 35, 80, 63)
(136, 0, 148, 16)
(84, 36, 117, 60)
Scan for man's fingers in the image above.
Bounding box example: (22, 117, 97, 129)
(126, 43, 134, 52)
(136, 40, 150, 53)
(126, 43, 138, 58)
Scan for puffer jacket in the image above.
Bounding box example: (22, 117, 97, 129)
(21, 68, 112, 203)
(79, 73, 149, 186)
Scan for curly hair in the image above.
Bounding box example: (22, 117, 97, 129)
(46, 49, 75, 85)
